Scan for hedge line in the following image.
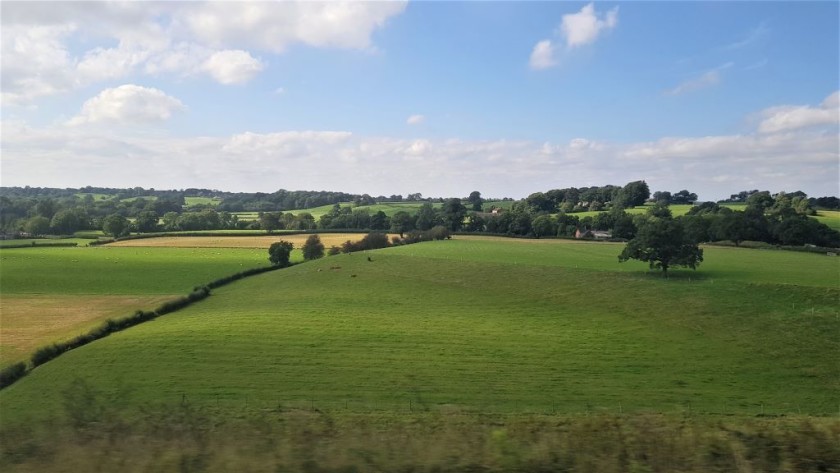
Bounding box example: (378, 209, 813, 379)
(0, 242, 79, 249)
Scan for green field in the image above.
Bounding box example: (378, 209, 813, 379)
(0, 245, 276, 364)
(2, 238, 837, 424)
(815, 210, 840, 231)
(184, 196, 221, 207)
(0, 238, 95, 248)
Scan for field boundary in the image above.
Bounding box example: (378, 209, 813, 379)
(0, 263, 290, 390)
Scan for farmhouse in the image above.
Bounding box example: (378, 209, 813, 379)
(575, 228, 612, 240)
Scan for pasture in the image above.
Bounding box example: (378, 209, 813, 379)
(0, 245, 270, 365)
(2, 237, 837, 424)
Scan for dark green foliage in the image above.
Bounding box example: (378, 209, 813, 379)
(619, 212, 703, 275)
(467, 191, 484, 211)
(302, 234, 325, 261)
(0, 363, 27, 389)
(440, 198, 467, 231)
(102, 214, 130, 237)
(268, 241, 294, 266)
(23, 216, 51, 236)
(31, 344, 66, 367)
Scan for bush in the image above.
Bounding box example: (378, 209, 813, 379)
(268, 241, 294, 266)
(31, 344, 66, 367)
(0, 362, 27, 389)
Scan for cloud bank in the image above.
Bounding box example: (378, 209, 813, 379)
(4, 92, 837, 200)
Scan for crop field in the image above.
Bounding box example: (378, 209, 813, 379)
(107, 233, 390, 250)
(0, 246, 272, 365)
(2, 237, 837, 425)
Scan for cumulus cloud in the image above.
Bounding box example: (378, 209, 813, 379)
(0, 1, 406, 104)
(67, 85, 185, 126)
(560, 3, 618, 49)
(201, 50, 264, 85)
(529, 40, 556, 70)
(757, 91, 840, 133)
(530, 3, 617, 70)
(406, 114, 425, 125)
(173, 1, 407, 53)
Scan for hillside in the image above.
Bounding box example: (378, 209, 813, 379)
(2, 238, 838, 423)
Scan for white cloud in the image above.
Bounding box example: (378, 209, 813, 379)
(758, 91, 840, 133)
(529, 40, 556, 70)
(406, 114, 425, 125)
(67, 85, 185, 126)
(560, 3, 618, 49)
(201, 50, 264, 85)
(174, 1, 407, 53)
(3, 92, 838, 200)
(665, 63, 732, 96)
(0, 1, 407, 104)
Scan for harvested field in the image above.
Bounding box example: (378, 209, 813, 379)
(108, 233, 397, 249)
(0, 294, 177, 364)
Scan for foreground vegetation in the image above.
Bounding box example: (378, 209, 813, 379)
(2, 400, 838, 472)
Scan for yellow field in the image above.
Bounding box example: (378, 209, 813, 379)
(0, 294, 177, 364)
(108, 233, 397, 249)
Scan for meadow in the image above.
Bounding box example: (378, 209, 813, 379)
(1, 236, 839, 471)
(0, 245, 271, 365)
(2, 238, 837, 423)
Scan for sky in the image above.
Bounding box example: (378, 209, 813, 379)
(1, 1, 838, 201)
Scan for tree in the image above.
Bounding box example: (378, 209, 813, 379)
(50, 209, 82, 235)
(102, 214, 130, 238)
(24, 216, 51, 236)
(302, 234, 325, 261)
(259, 212, 283, 233)
(268, 241, 294, 267)
(440, 198, 467, 231)
(531, 215, 557, 238)
(135, 211, 159, 233)
(618, 214, 703, 276)
(416, 202, 438, 231)
(617, 181, 651, 208)
(390, 211, 415, 237)
(467, 191, 484, 211)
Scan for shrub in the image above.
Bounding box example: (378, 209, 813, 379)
(0, 362, 27, 389)
(31, 344, 66, 367)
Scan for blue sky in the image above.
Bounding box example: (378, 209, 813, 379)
(1, 1, 838, 201)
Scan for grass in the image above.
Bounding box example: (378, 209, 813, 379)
(815, 210, 840, 231)
(2, 238, 837, 424)
(0, 246, 277, 364)
(184, 196, 221, 207)
(0, 294, 176, 364)
(0, 246, 271, 295)
(107, 233, 395, 249)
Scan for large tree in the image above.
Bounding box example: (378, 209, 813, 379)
(301, 234, 325, 261)
(440, 198, 467, 231)
(268, 241, 294, 267)
(102, 214, 130, 238)
(618, 214, 703, 276)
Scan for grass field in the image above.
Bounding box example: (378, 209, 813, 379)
(2, 237, 837, 425)
(184, 196, 221, 207)
(0, 246, 273, 365)
(815, 210, 840, 231)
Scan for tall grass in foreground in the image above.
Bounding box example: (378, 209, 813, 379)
(1, 385, 838, 473)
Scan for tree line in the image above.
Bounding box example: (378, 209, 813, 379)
(1, 184, 838, 247)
